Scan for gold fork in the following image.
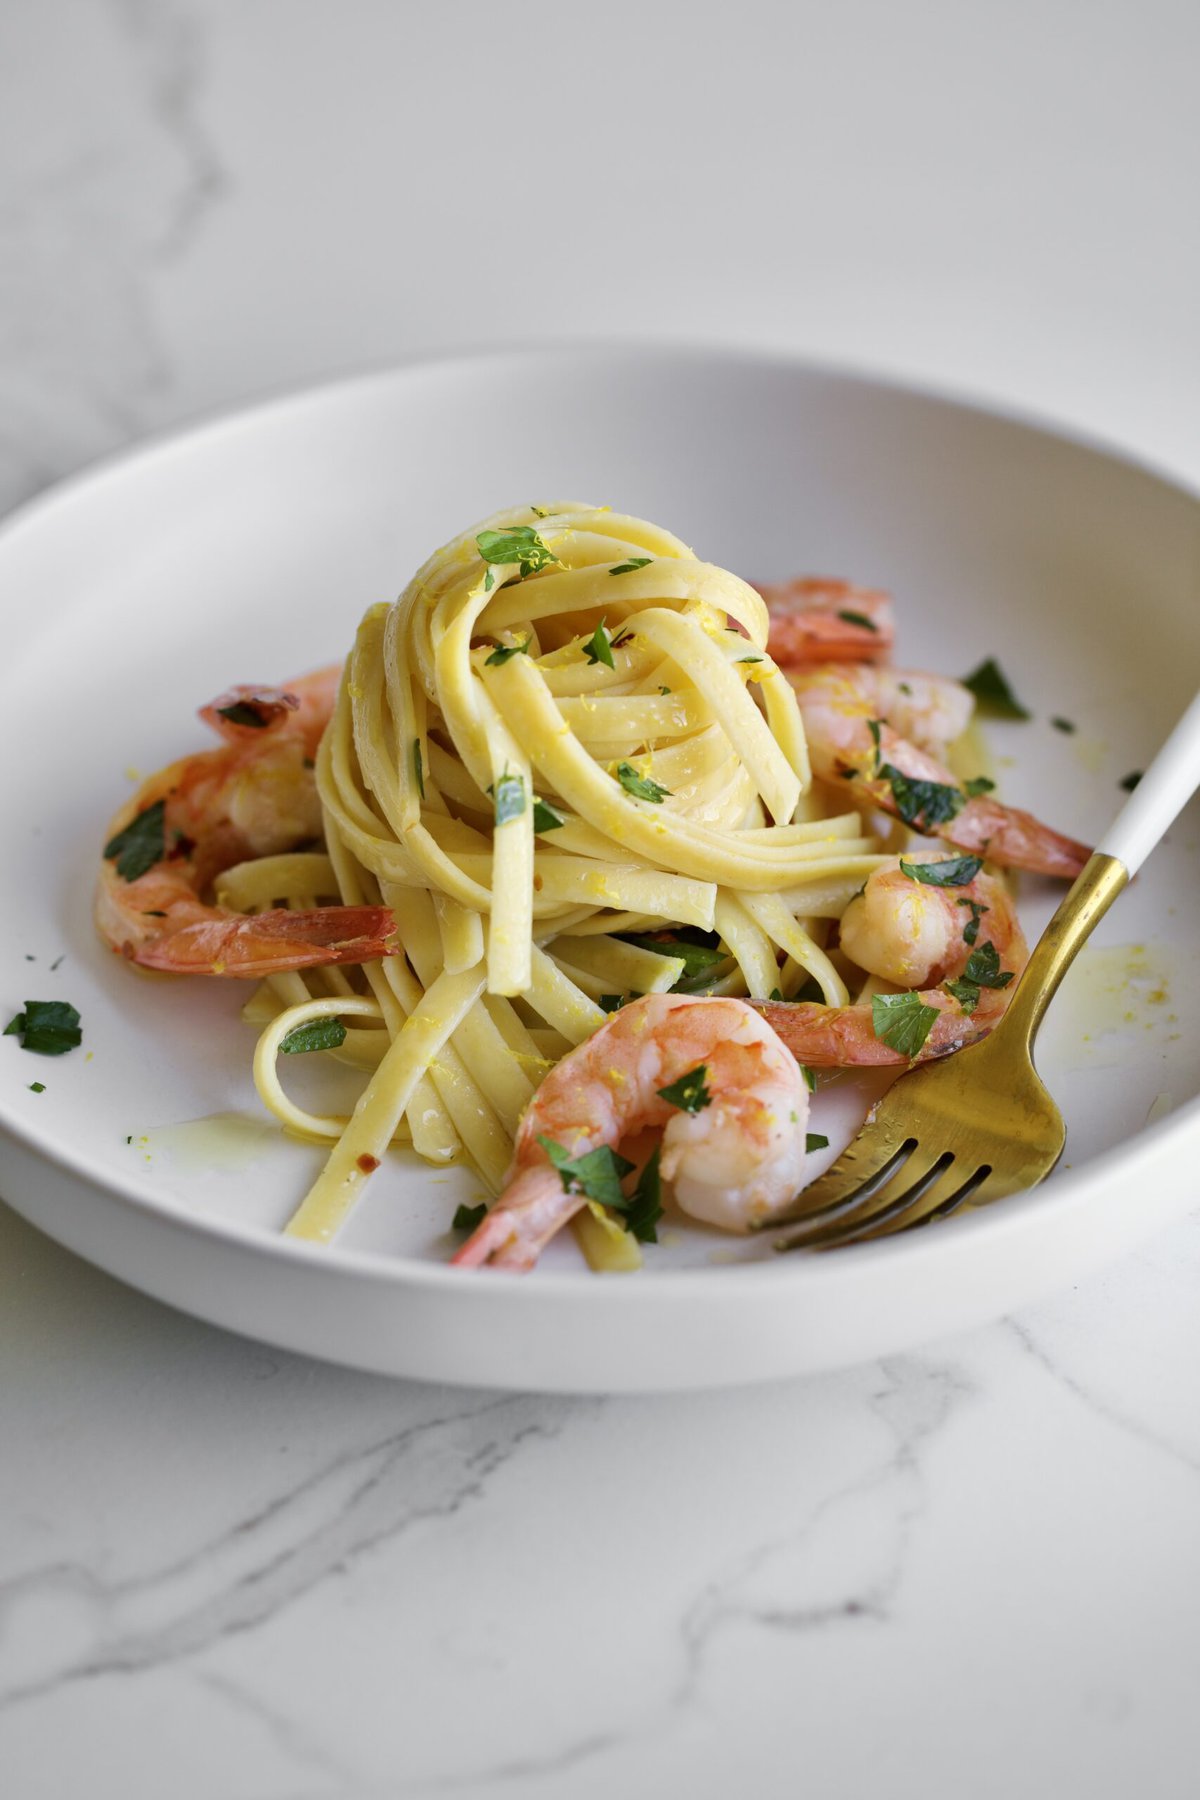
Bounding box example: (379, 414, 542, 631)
(771, 688, 1200, 1254)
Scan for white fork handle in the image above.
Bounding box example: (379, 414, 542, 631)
(1096, 688, 1200, 876)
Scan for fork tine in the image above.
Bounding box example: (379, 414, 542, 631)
(768, 1135, 919, 1231)
(780, 1158, 994, 1252)
(774, 1143, 958, 1251)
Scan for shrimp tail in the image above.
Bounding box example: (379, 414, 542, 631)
(129, 905, 394, 977)
(943, 796, 1090, 880)
(750, 995, 991, 1067)
(199, 685, 301, 741)
(451, 1168, 579, 1270)
(759, 579, 895, 665)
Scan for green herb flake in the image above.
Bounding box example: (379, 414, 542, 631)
(103, 798, 167, 882)
(29, 1081, 45, 1094)
(837, 609, 878, 632)
(412, 739, 425, 800)
(616, 761, 671, 803)
(879, 764, 965, 829)
(737, 653, 764, 665)
(956, 897, 989, 946)
(532, 796, 565, 833)
(538, 1136, 634, 1210)
(279, 1017, 348, 1055)
(618, 931, 725, 992)
(1051, 716, 1076, 734)
(1120, 771, 1143, 792)
(867, 718, 883, 767)
(476, 525, 558, 582)
(656, 1064, 712, 1114)
(806, 1132, 829, 1153)
(801, 1064, 818, 1093)
(871, 991, 939, 1058)
(452, 1201, 488, 1232)
(622, 1145, 663, 1243)
(491, 771, 526, 827)
(609, 557, 652, 576)
(961, 940, 1015, 990)
(898, 854, 983, 889)
(484, 637, 531, 666)
(898, 681, 913, 696)
(768, 986, 784, 1002)
(658, 684, 671, 695)
(944, 977, 980, 1015)
(598, 994, 626, 1014)
(962, 657, 1031, 720)
(216, 700, 272, 729)
(583, 619, 615, 668)
(963, 775, 995, 797)
(4, 1000, 82, 1057)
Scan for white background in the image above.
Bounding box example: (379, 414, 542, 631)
(2, 4, 1199, 1797)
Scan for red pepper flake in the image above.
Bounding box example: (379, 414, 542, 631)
(357, 1153, 380, 1174)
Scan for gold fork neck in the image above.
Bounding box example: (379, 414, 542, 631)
(1000, 852, 1129, 1055)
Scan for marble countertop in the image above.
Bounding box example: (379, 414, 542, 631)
(3, 6, 1198, 1796)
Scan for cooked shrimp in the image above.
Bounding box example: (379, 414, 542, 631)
(758, 578, 895, 664)
(452, 994, 811, 1270)
(788, 662, 1090, 878)
(96, 667, 393, 976)
(749, 854, 1028, 1065)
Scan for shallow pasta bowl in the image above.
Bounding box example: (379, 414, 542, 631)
(0, 345, 1197, 1392)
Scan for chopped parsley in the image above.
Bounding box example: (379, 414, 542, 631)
(617, 930, 726, 992)
(103, 799, 167, 882)
(539, 1135, 634, 1210)
(656, 1064, 712, 1113)
(878, 765, 965, 829)
(963, 775, 995, 797)
(962, 657, 1031, 719)
(29, 1081, 45, 1094)
(737, 653, 764, 665)
(616, 762, 671, 803)
(619, 1145, 663, 1243)
(216, 700, 273, 729)
(898, 854, 983, 889)
(4, 1000, 82, 1057)
(491, 771, 526, 827)
(944, 940, 1015, 1014)
(837, 609, 878, 632)
(1120, 771, 1143, 792)
(583, 619, 615, 668)
(532, 796, 565, 833)
(484, 637, 532, 666)
(279, 1017, 348, 1055)
(956, 897, 989, 946)
(805, 1133, 829, 1152)
(476, 526, 558, 594)
(801, 1064, 818, 1093)
(871, 991, 939, 1058)
(867, 718, 883, 762)
(599, 993, 627, 1013)
(412, 739, 425, 800)
(658, 684, 672, 695)
(452, 1201, 488, 1232)
(609, 557, 652, 576)
(1051, 716, 1076, 734)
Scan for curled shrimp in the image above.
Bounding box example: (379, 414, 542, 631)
(452, 994, 811, 1270)
(95, 666, 393, 977)
(758, 577, 895, 664)
(750, 855, 1028, 1065)
(788, 662, 1090, 878)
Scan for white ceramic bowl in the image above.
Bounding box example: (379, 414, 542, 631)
(1, 346, 1197, 1391)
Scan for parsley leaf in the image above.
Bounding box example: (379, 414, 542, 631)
(583, 619, 615, 668)
(599, 993, 627, 1014)
(962, 657, 1031, 720)
(943, 977, 980, 1014)
(622, 1145, 663, 1242)
(956, 897, 989, 946)
(806, 1132, 830, 1152)
(452, 1201, 488, 1232)
(4, 1000, 82, 1056)
(801, 1064, 818, 1093)
(216, 700, 274, 728)
(532, 796, 565, 832)
(737, 654, 764, 665)
(616, 761, 671, 803)
(963, 775, 995, 797)
(837, 609, 878, 632)
(609, 557, 652, 576)
(104, 798, 167, 882)
(656, 1064, 712, 1113)
(491, 772, 526, 827)
(867, 718, 883, 766)
(1120, 771, 1143, 792)
(29, 1081, 45, 1094)
(960, 940, 1015, 989)
(476, 526, 558, 582)
(617, 930, 726, 992)
(898, 854, 983, 889)
(1051, 716, 1076, 734)
(485, 637, 531, 666)
(871, 991, 939, 1058)
(279, 1017, 348, 1055)
(878, 764, 965, 828)
(538, 1135, 634, 1209)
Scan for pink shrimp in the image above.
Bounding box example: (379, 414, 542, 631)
(96, 666, 393, 976)
(749, 855, 1028, 1065)
(758, 577, 895, 665)
(453, 994, 811, 1270)
(787, 662, 1090, 878)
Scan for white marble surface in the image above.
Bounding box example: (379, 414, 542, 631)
(2, 4, 1199, 1795)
